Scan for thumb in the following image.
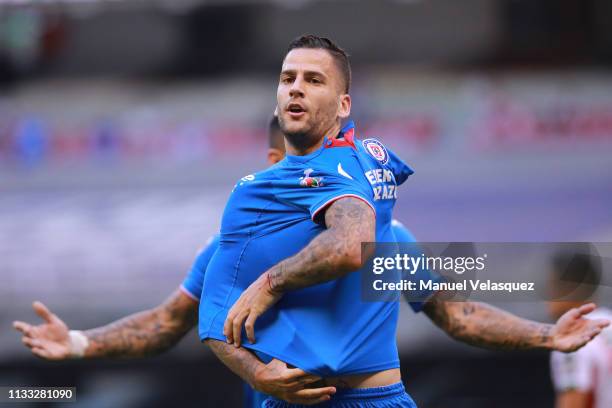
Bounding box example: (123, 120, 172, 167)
(32, 301, 58, 324)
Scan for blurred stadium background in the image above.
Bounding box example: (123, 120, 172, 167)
(1, 0, 611, 407)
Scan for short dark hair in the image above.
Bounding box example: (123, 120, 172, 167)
(286, 35, 351, 93)
(268, 116, 285, 151)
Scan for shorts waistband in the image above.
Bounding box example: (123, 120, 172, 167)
(332, 382, 405, 400)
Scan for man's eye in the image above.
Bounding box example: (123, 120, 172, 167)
(310, 78, 321, 84)
(281, 77, 293, 84)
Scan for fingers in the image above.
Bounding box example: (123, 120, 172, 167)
(31, 347, 53, 360)
(582, 318, 610, 341)
(596, 319, 611, 329)
(32, 301, 56, 324)
(580, 326, 600, 344)
(568, 327, 604, 352)
(13, 321, 34, 337)
(232, 310, 249, 348)
(284, 377, 325, 391)
(577, 303, 596, 316)
(224, 298, 248, 346)
(297, 376, 323, 386)
(588, 324, 604, 338)
(282, 375, 325, 391)
(282, 367, 322, 384)
(282, 374, 323, 390)
(22, 336, 41, 349)
(294, 395, 332, 406)
(291, 386, 336, 405)
(223, 310, 235, 344)
(244, 312, 259, 344)
(14, 322, 46, 354)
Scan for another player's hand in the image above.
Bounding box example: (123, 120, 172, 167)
(551, 303, 610, 352)
(253, 358, 336, 405)
(224, 272, 283, 347)
(12, 301, 72, 360)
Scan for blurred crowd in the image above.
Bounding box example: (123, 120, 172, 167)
(3, 73, 612, 169)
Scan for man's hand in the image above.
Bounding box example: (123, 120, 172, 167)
(551, 303, 610, 352)
(224, 272, 283, 347)
(253, 359, 336, 405)
(13, 301, 73, 360)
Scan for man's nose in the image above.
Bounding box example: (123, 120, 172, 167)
(289, 77, 305, 98)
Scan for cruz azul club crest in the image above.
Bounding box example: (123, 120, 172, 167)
(362, 139, 389, 165)
(299, 168, 323, 187)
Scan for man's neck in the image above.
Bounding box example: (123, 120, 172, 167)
(285, 122, 341, 156)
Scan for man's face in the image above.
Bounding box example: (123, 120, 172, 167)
(277, 48, 350, 146)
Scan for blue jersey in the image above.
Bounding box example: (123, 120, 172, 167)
(199, 121, 414, 376)
(181, 220, 419, 408)
(183, 225, 423, 406)
(180, 235, 221, 301)
(183, 222, 425, 307)
(181, 234, 268, 408)
(182, 222, 421, 304)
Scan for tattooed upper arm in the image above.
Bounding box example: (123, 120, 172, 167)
(324, 197, 375, 231)
(323, 197, 375, 266)
(267, 197, 376, 292)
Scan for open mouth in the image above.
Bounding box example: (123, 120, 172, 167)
(286, 103, 306, 117)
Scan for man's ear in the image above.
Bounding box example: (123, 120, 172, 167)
(338, 94, 351, 120)
(267, 148, 284, 165)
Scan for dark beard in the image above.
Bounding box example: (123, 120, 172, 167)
(278, 116, 323, 153)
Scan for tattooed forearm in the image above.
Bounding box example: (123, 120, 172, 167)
(269, 197, 375, 292)
(206, 339, 264, 388)
(83, 289, 198, 358)
(423, 293, 553, 350)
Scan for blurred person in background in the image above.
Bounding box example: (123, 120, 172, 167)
(548, 248, 612, 408)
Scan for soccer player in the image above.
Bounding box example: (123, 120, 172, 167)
(200, 35, 610, 407)
(12, 116, 422, 407)
(12, 117, 332, 407)
(548, 249, 612, 408)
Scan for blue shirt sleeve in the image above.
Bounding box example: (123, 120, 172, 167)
(282, 165, 376, 225)
(390, 219, 417, 242)
(391, 221, 441, 313)
(387, 147, 414, 186)
(180, 234, 220, 301)
(309, 173, 376, 223)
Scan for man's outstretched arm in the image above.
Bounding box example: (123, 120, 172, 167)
(224, 197, 375, 345)
(423, 293, 610, 352)
(13, 289, 197, 360)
